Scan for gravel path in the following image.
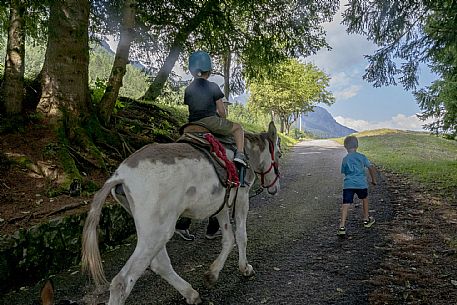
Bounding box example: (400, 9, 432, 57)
(1, 140, 395, 305)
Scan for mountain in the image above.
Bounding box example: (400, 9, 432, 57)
(296, 106, 357, 138)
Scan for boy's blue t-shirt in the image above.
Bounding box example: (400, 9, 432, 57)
(341, 151, 371, 189)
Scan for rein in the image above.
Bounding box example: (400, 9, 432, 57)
(212, 138, 280, 218)
(255, 139, 280, 189)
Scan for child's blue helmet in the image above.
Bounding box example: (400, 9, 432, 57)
(188, 51, 212, 77)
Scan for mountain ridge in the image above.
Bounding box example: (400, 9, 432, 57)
(296, 106, 357, 138)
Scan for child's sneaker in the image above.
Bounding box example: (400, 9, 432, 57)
(233, 152, 247, 167)
(363, 216, 375, 228)
(175, 229, 195, 241)
(337, 227, 346, 236)
(205, 229, 222, 240)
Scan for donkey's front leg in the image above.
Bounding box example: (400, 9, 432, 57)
(204, 208, 235, 286)
(234, 193, 254, 277)
(150, 247, 201, 304)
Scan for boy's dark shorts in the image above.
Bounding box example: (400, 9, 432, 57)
(343, 188, 368, 204)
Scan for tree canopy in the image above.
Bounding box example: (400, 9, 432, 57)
(248, 58, 334, 134)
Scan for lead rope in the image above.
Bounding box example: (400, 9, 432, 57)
(249, 187, 264, 199)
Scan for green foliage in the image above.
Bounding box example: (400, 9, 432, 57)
(43, 142, 60, 158)
(343, 0, 457, 137)
(81, 179, 100, 195)
(90, 77, 126, 114)
(155, 82, 186, 106)
(88, 45, 150, 99)
(225, 102, 297, 151)
(414, 0, 457, 138)
(248, 58, 334, 133)
(228, 102, 270, 130)
(90, 78, 107, 104)
(344, 130, 457, 197)
(290, 128, 315, 140)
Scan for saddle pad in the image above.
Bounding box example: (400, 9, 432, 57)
(177, 133, 237, 187)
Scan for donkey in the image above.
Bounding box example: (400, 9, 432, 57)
(82, 121, 280, 305)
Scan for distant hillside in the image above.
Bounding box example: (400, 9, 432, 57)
(296, 106, 356, 138)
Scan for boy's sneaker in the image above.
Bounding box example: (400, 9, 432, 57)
(233, 152, 247, 167)
(205, 229, 222, 240)
(337, 227, 346, 236)
(363, 216, 375, 228)
(175, 229, 195, 241)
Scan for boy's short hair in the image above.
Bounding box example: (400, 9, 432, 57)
(344, 135, 358, 149)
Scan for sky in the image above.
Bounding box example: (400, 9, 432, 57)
(306, 1, 436, 132)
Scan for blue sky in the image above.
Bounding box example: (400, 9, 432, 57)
(307, 1, 437, 132)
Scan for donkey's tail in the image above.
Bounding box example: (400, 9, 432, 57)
(82, 178, 121, 286)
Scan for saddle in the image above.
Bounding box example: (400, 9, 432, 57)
(177, 122, 240, 188)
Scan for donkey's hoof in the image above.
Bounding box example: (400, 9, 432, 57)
(241, 264, 255, 277)
(185, 292, 202, 304)
(204, 271, 218, 287)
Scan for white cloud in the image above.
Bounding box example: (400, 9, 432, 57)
(333, 84, 361, 101)
(327, 71, 362, 101)
(307, 0, 376, 74)
(335, 114, 432, 132)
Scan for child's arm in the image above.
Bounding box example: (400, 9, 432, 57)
(368, 165, 377, 185)
(216, 99, 226, 118)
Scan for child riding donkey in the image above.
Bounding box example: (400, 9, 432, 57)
(184, 50, 247, 165)
(175, 50, 248, 241)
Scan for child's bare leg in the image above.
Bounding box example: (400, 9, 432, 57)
(362, 198, 369, 220)
(339, 203, 350, 228)
(231, 123, 245, 152)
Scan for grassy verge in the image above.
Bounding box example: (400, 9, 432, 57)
(338, 129, 457, 197)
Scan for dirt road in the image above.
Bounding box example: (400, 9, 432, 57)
(3, 140, 455, 305)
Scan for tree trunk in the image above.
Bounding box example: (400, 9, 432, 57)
(141, 0, 220, 101)
(279, 115, 285, 133)
(1, 0, 26, 115)
(223, 50, 231, 100)
(37, 0, 90, 136)
(142, 44, 182, 100)
(98, 0, 136, 125)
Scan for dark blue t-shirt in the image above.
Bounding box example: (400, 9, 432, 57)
(184, 78, 224, 122)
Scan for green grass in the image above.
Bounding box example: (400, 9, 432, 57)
(341, 130, 457, 195)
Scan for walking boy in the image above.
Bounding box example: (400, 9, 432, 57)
(338, 135, 377, 236)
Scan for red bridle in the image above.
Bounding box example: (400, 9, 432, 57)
(255, 139, 280, 189)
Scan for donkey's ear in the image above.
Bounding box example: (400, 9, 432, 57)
(40, 279, 54, 305)
(268, 121, 277, 139)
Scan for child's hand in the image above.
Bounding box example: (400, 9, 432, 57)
(371, 181, 377, 186)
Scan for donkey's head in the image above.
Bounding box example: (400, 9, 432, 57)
(247, 121, 281, 195)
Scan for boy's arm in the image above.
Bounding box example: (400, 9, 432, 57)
(216, 99, 226, 118)
(368, 165, 377, 185)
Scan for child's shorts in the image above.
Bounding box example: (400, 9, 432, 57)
(343, 188, 368, 204)
(196, 116, 234, 136)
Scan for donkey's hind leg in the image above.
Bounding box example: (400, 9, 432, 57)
(150, 247, 202, 304)
(233, 192, 254, 277)
(108, 234, 167, 305)
(204, 208, 235, 286)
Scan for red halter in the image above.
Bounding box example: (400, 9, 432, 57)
(255, 139, 280, 189)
